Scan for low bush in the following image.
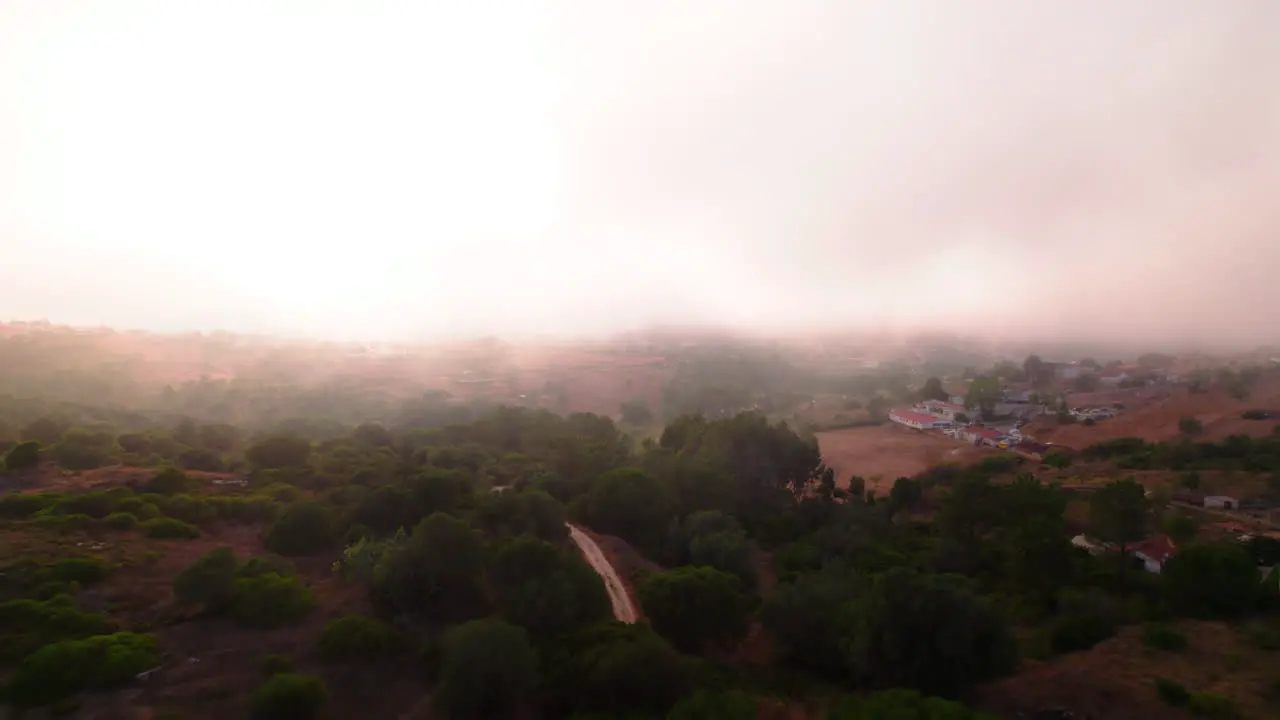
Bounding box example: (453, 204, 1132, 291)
(115, 497, 160, 520)
(250, 673, 328, 720)
(0, 595, 115, 663)
(1050, 613, 1116, 654)
(141, 517, 200, 539)
(1242, 410, 1270, 421)
(142, 467, 193, 496)
(1189, 691, 1239, 718)
(319, 615, 395, 661)
(263, 501, 340, 556)
(47, 557, 109, 586)
(103, 512, 138, 530)
(34, 513, 96, 533)
(0, 492, 59, 518)
(1155, 677, 1190, 706)
(173, 547, 239, 610)
(7, 632, 159, 707)
(231, 574, 315, 628)
(262, 654, 294, 676)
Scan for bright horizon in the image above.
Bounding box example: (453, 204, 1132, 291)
(2, 1, 1279, 344)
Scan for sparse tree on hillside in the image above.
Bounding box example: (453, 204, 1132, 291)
(1023, 355, 1048, 386)
(619, 399, 654, 425)
(1178, 417, 1203, 436)
(919, 377, 949, 402)
(20, 418, 66, 447)
(1090, 478, 1150, 570)
(964, 377, 1002, 420)
(4, 440, 41, 471)
(246, 435, 312, 470)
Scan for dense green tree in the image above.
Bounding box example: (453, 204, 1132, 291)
(580, 467, 675, 555)
(920, 377, 949, 402)
(887, 477, 924, 515)
(7, 632, 159, 707)
(487, 535, 610, 639)
(1023, 354, 1048, 386)
(4, 439, 41, 471)
(619, 399, 655, 425)
(264, 501, 340, 555)
(436, 619, 539, 718)
(542, 621, 689, 717)
(50, 427, 117, 470)
(231, 573, 315, 628)
(964, 377, 1002, 419)
(318, 615, 395, 661)
(762, 564, 860, 678)
(173, 547, 239, 610)
(376, 512, 488, 621)
(19, 417, 66, 447)
(637, 566, 755, 652)
(1178, 417, 1203, 436)
(844, 568, 1016, 696)
(1162, 543, 1259, 619)
(473, 489, 568, 543)
(143, 467, 193, 495)
(999, 477, 1074, 603)
(1090, 478, 1150, 568)
(115, 432, 152, 455)
(1163, 514, 1199, 545)
(246, 435, 312, 469)
(251, 673, 328, 720)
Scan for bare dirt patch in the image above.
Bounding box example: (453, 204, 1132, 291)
(817, 424, 986, 493)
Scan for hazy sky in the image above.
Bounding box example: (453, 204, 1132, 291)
(2, 1, 1278, 344)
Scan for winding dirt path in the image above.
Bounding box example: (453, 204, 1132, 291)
(567, 523, 638, 623)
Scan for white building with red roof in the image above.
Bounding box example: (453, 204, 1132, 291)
(1131, 535, 1177, 574)
(922, 399, 968, 421)
(889, 408, 944, 430)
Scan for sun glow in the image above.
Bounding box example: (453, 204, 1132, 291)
(7, 3, 564, 327)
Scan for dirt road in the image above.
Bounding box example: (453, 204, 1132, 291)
(567, 523, 638, 623)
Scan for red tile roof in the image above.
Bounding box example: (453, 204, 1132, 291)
(971, 428, 1003, 440)
(891, 409, 940, 424)
(1131, 535, 1176, 565)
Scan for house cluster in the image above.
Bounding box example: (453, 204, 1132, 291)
(1071, 534, 1178, 574)
(888, 399, 968, 431)
(889, 400, 1054, 455)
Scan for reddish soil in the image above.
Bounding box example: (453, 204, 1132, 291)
(816, 424, 987, 493)
(974, 621, 1279, 720)
(1031, 378, 1280, 449)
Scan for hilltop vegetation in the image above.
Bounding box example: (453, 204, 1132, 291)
(3, 325, 1280, 718)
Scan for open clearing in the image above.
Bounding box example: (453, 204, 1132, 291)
(816, 424, 985, 493)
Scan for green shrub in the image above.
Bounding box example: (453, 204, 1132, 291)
(1043, 449, 1072, 469)
(1155, 677, 1190, 706)
(0, 491, 59, 518)
(1242, 410, 1269, 421)
(231, 574, 315, 628)
(141, 517, 200, 539)
(52, 492, 119, 519)
(1050, 613, 1116, 654)
(8, 632, 159, 707)
(163, 495, 218, 526)
(237, 555, 298, 579)
(4, 440, 41, 471)
(263, 501, 339, 556)
(207, 495, 277, 523)
(173, 547, 239, 610)
(262, 483, 303, 502)
(103, 512, 138, 530)
(34, 513, 96, 533)
(1246, 621, 1280, 651)
(1189, 691, 1238, 718)
(142, 467, 193, 496)
(115, 497, 160, 520)
(250, 673, 328, 720)
(319, 615, 395, 661)
(261, 654, 293, 676)
(1142, 622, 1188, 652)
(47, 558, 109, 586)
(0, 595, 115, 663)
